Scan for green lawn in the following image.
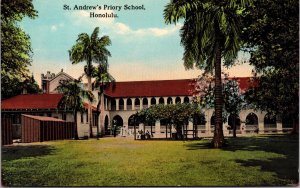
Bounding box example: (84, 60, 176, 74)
(2, 134, 299, 186)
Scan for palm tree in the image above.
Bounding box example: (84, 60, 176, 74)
(57, 78, 94, 140)
(92, 63, 115, 139)
(69, 27, 111, 138)
(164, 0, 248, 148)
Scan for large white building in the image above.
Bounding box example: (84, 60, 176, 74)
(1, 70, 293, 139)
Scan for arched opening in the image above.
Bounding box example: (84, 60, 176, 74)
(245, 113, 258, 132)
(127, 98, 132, 110)
(134, 98, 140, 110)
(175, 97, 181, 104)
(128, 115, 135, 127)
(159, 97, 164, 104)
(184, 97, 189, 103)
(228, 114, 241, 134)
(264, 113, 276, 130)
(112, 115, 123, 136)
(119, 98, 124, 110)
(151, 97, 156, 106)
(193, 113, 206, 129)
(167, 97, 173, 104)
(104, 115, 109, 135)
(160, 119, 169, 136)
(142, 98, 148, 109)
(111, 98, 116, 111)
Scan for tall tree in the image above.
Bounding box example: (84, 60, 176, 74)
(57, 78, 94, 140)
(92, 63, 115, 139)
(69, 27, 111, 138)
(164, 0, 249, 147)
(1, 0, 38, 99)
(242, 0, 299, 133)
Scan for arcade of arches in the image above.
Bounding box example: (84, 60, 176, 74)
(101, 96, 292, 137)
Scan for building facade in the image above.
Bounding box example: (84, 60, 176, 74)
(1, 69, 293, 139)
(99, 78, 293, 138)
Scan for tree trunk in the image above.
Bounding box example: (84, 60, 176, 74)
(134, 120, 136, 140)
(165, 123, 168, 139)
(74, 110, 79, 140)
(233, 114, 236, 138)
(96, 112, 100, 140)
(87, 76, 93, 138)
(291, 116, 298, 135)
(213, 44, 225, 148)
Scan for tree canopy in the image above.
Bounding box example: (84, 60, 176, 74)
(1, 0, 38, 99)
(241, 0, 298, 132)
(164, 0, 250, 147)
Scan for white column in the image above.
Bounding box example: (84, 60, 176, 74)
(147, 97, 151, 108)
(180, 97, 184, 104)
(258, 122, 264, 134)
(105, 98, 108, 110)
(116, 98, 119, 111)
(276, 122, 283, 133)
(108, 99, 111, 110)
(139, 98, 143, 110)
(240, 122, 246, 135)
(172, 97, 176, 104)
(124, 99, 127, 111)
(164, 97, 168, 105)
(131, 98, 135, 110)
(155, 97, 159, 105)
(155, 120, 160, 136)
(223, 121, 229, 136)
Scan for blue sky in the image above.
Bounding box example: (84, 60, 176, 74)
(21, 0, 253, 85)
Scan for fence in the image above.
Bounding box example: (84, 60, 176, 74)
(21, 114, 74, 143)
(1, 117, 13, 145)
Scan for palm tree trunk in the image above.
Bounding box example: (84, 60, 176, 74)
(87, 76, 93, 138)
(233, 114, 237, 138)
(213, 44, 225, 148)
(74, 110, 79, 140)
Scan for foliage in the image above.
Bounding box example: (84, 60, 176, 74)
(164, 0, 250, 147)
(241, 0, 299, 130)
(57, 78, 94, 139)
(69, 27, 111, 137)
(135, 103, 202, 131)
(1, 0, 38, 99)
(57, 79, 94, 112)
(2, 135, 299, 186)
(194, 73, 245, 137)
(69, 27, 111, 78)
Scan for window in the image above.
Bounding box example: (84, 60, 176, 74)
(86, 111, 88, 123)
(81, 113, 83, 123)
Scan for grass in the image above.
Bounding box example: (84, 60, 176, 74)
(1, 134, 299, 186)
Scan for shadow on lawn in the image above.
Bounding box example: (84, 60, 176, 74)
(2, 145, 56, 161)
(185, 134, 299, 185)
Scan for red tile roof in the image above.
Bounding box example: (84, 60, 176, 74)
(1, 94, 63, 110)
(22, 114, 65, 122)
(228, 77, 255, 92)
(104, 78, 253, 97)
(104, 79, 196, 97)
(1, 93, 97, 111)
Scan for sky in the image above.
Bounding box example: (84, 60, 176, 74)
(21, 0, 254, 86)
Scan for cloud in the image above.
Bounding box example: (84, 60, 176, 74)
(50, 23, 64, 32)
(50, 25, 57, 31)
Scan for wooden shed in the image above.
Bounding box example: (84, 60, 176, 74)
(1, 117, 13, 145)
(21, 114, 74, 143)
